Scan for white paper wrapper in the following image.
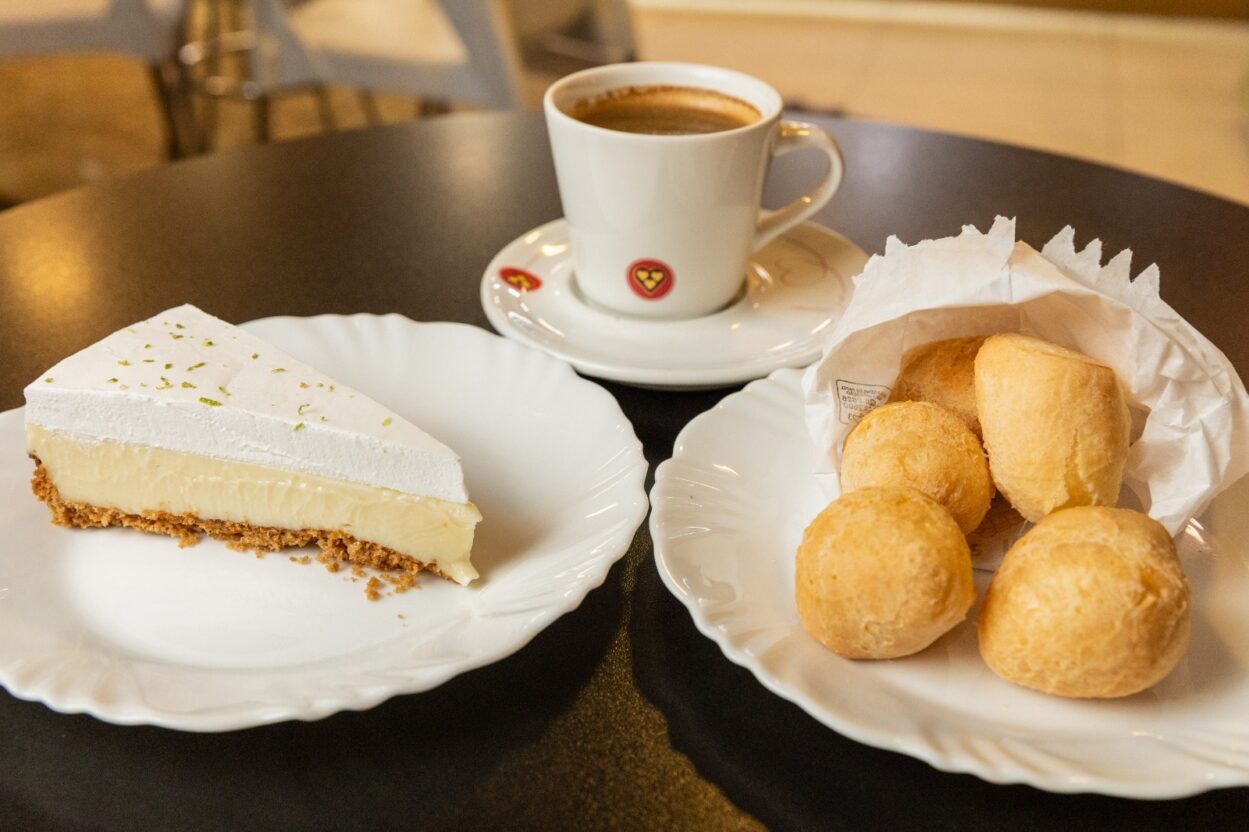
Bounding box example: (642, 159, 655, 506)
(802, 217, 1249, 561)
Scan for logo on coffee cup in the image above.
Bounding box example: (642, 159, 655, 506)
(627, 259, 674, 300)
(499, 267, 543, 293)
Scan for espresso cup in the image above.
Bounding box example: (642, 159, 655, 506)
(544, 62, 844, 320)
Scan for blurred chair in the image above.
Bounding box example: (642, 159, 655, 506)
(510, 0, 633, 66)
(189, 0, 526, 143)
(0, 0, 189, 156)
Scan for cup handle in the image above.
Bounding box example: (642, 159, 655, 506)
(754, 120, 845, 252)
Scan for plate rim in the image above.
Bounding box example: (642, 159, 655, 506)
(0, 314, 650, 731)
(480, 219, 867, 388)
(649, 366, 1249, 799)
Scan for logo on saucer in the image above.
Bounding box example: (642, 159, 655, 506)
(499, 267, 542, 293)
(627, 259, 674, 300)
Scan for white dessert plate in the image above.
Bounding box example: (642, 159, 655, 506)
(650, 368, 1249, 798)
(0, 315, 648, 731)
(481, 219, 868, 390)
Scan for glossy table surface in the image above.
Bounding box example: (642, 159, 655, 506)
(1, 112, 1247, 830)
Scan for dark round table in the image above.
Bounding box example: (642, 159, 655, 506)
(1, 112, 1247, 831)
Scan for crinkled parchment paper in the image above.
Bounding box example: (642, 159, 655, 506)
(802, 217, 1249, 562)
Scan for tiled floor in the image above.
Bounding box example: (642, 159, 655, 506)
(1, 1, 1247, 206)
(631, 0, 1249, 205)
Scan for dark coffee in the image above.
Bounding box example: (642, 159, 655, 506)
(568, 85, 761, 135)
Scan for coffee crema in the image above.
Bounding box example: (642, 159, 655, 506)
(567, 85, 761, 135)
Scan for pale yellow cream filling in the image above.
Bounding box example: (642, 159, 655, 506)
(27, 425, 481, 584)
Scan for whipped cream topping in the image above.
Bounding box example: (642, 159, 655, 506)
(24, 304, 469, 503)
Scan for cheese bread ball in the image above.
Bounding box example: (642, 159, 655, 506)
(978, 506, 1189, 698)
(840, 401, 994, 535)
(796, 486, 975, 659)
(975, 333, 1131, 522)
(889, 336, 987, 436)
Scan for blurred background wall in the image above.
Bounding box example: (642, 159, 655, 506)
(1, 0, 1246, 207)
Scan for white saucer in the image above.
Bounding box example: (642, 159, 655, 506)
(481, 219, 869, 390)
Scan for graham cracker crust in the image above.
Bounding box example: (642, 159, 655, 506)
(29, 457, 449, 587)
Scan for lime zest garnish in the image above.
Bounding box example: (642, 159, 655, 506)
(199, 397, 222, 407)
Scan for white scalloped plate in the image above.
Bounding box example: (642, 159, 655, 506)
(651, 368, 1249, 798)
(0, 315, 648, 731)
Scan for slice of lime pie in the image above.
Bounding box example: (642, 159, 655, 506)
(24, 304, 481, 585)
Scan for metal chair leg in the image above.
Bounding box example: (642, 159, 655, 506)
(148, 63, 185, 159)
(191, 0, 225, 153)
(314, 85, 337, 131)
(357, 89, 381, 126)
(170, 58, 207, 155)
(253, 94, 272, 143)
(195, 83, 220, 152)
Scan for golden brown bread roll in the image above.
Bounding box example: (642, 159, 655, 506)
(889, 336, 986, 436)
(974, 333, 1131, 522)
(796, 486, 975, 659)
(978, 506, 1189, 698)
(840, 401, 994, 535)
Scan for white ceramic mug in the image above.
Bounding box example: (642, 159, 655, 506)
(544, 62, 845, 320)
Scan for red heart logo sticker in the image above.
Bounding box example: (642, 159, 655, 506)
(499, 267, 542, 293)
(627, 259, 674, 300)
